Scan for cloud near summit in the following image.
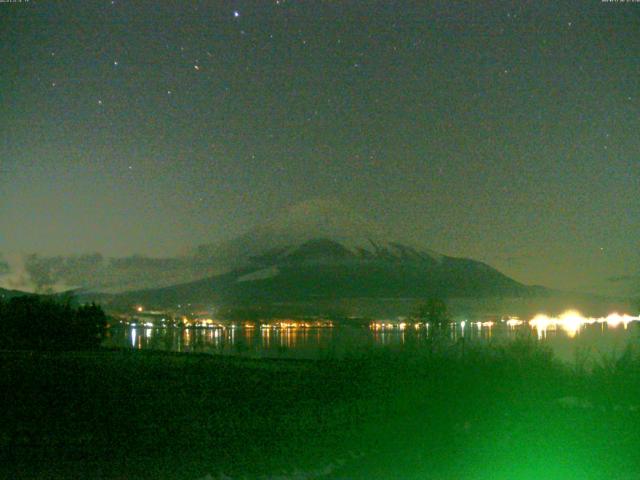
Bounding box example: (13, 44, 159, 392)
(0, 253, 218, 294)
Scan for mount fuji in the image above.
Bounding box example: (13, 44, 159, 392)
(190, 198, 444, 272)
(109, 199, 544, 313)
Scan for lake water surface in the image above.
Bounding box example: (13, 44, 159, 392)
(103, 318, 640, 363)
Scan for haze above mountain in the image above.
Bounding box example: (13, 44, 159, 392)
(94, 199, 549, 311)
(191, 199, 444, 272)
(1, 199, 442, 293)
(0, 199, 634, 299)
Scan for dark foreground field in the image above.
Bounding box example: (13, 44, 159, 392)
(2, 339, 640, 480)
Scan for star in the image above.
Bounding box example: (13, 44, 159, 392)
(194, 64, 200, 71)
(98, 99, 103, 105)
(233, 11, 240, 18)
(113, 60, 119, 66)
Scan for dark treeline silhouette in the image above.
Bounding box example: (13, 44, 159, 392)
(0, 295, 107, 350)
(416, 297, 450, 326)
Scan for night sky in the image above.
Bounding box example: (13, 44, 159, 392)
(1, 0, 639, 293)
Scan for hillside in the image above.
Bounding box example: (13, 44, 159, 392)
(110, 236, 545, 313)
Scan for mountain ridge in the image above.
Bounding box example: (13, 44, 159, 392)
(3, 199, 552, 307)
(108, 236, 547, 312)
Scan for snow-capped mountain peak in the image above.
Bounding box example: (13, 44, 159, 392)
(193, 198, 443, 271)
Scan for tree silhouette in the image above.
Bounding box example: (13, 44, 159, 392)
(416, 297, 450, 327)
(0, 295, 107, 350)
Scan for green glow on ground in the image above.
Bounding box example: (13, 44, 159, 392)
(2, 340, 640, 478)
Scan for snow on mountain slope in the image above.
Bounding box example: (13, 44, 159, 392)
(2, 199, 447, 294)
(103, 200, 545, 306)
(193, 198, 444, 273)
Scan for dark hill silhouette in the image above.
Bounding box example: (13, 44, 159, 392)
(110, 238, 547, 309)
(0, 287, 31, 300)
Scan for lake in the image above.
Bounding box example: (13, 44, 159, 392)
(103, 314, 640, 363)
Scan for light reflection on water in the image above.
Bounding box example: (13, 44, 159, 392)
(106, 324, 338, 358)
(103, 317, 640, 362)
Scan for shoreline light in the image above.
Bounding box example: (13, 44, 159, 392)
(528, 310, 640, 338)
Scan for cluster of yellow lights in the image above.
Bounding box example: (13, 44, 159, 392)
(529, 310, 640, 338)
(371, 322, 410, 330)
(371, 320, 496, 331)
(131, 306, 638, 340)
(505, 318, 524, 327)
(181, 318, 227, 329)
(368, 311, 639, 339)
(260, 321, 334, 329)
